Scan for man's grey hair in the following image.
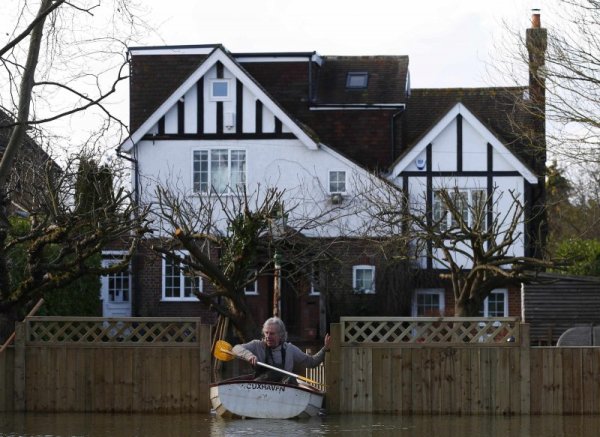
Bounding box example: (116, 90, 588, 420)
(263, 317, 288, 342)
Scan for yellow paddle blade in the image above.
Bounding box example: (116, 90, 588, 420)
(213, 339, 235, 362)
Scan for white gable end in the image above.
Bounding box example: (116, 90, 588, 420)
(461, 118, 486, 171)
(430, 120, 457, 172)
(120, 47, 319, 152)
(492, 148, 514, 171)
(390, 103, 537, 184)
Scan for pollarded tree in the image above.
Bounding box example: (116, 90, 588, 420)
(360, 180, 560, 316)
(152, 184, 349, 341)
(1, 151, 150, 321)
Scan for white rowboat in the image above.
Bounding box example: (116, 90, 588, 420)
(210, 376, 324, 419)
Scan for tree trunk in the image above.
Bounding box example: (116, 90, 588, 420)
(0, 192, 10, 302)
(0, 0, 52, 307)
(228, 308, 260, 343)
(454, 295, 481, 317)
(0, 0, 51, 185)
(224, 293, 260, 342)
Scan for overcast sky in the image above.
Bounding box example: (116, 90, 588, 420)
(139, 0, 544, 88)
(1, 0, 552, 151)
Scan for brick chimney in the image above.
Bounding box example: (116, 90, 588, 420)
(526, 9, 547, 107)
(525, 9, 548, 260)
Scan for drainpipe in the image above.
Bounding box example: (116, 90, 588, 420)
(116, 142, 140, 317)
(116, 143, 139, 206)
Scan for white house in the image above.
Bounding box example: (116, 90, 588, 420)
(102, 14, 547, 339)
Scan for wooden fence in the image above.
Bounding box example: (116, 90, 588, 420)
(0, 347, 14, 411)
(4, 316, 600, 414)
(3, 317, 212, 413)
(326, 317, 600, 415)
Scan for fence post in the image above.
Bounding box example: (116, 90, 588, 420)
(14, 322, 26, 411)
(519, 322, 531, 414)
(199, 323, 212, 413)
(326, 323, 341, 413)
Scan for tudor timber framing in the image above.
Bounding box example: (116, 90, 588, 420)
(121, 47, 320, 152)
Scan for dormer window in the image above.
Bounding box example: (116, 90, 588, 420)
(346, 72, 368, 89)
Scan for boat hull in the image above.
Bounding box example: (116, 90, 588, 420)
(210, 378, 324, 419)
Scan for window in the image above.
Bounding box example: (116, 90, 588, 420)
(193, 149, 246, 194)
(329, 171, 346, 194)
(432, 189, 487, 231)
(101, 252, 130, 303)
(353, 265, 375, 293)
(244, 270, 258, 295)
(310, 266, 320, 295)
(162, 252, 202, 301)
(210, 79, 231, 101)
(413, 289, 445, 316)
(346, 72, 368, 89)
(244, 280, 258, 295)
(480, 289, 508, 317)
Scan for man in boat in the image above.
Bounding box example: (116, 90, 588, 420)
(232, 317, 331, 384)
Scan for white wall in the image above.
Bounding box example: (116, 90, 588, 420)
(135, 138, 374, 238)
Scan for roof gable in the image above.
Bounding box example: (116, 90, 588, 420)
(390, 102, 538, 183)
(120, 46, 320, 152)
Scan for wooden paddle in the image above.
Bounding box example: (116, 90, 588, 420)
(213, 339, 325, 386)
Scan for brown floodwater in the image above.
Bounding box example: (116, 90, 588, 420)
(1, 412, 600, 436)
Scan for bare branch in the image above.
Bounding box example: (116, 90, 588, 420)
(0, 0, 66, 58)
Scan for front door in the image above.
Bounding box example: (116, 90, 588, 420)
(100, 252, 132, 317)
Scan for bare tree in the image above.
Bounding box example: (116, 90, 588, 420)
(151, 183, 350, 341)
(360, 179, 558, 316)
(498, 2, 600, 166)
(2, 150, 149, 316)
(490, 4, 600, 263)
(0, 1, 150, 315)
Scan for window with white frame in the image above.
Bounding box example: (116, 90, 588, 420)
(162, 252, 202, 301)
(479, 289, 508, 317)
(329, 170, 346, 194)
(244, 270, 258, 295)
(193, 149, 246, 194)
(244, 280, 258, 295)
(432, 189, 486, 231)
(101, 252, 130, 303)
(210, 79, 231, 101)
(412, 289, 445, 316)
(353, 265, 375, 293)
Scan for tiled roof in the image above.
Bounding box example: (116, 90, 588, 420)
(0, 109, 60, 213)
(129, 53, 210, 132)
(401, 87, 543, 173)
(243, 58, 407, 170)
(316, 56, 409, 104)
(128, 47, 541, 174)
(0, 110, 52, 162)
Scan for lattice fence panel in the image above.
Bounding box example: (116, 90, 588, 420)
(26, 317, 201, 346)
(341, 317, 520, 345)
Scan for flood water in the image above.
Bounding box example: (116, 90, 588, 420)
(1, 412, 600, 436)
